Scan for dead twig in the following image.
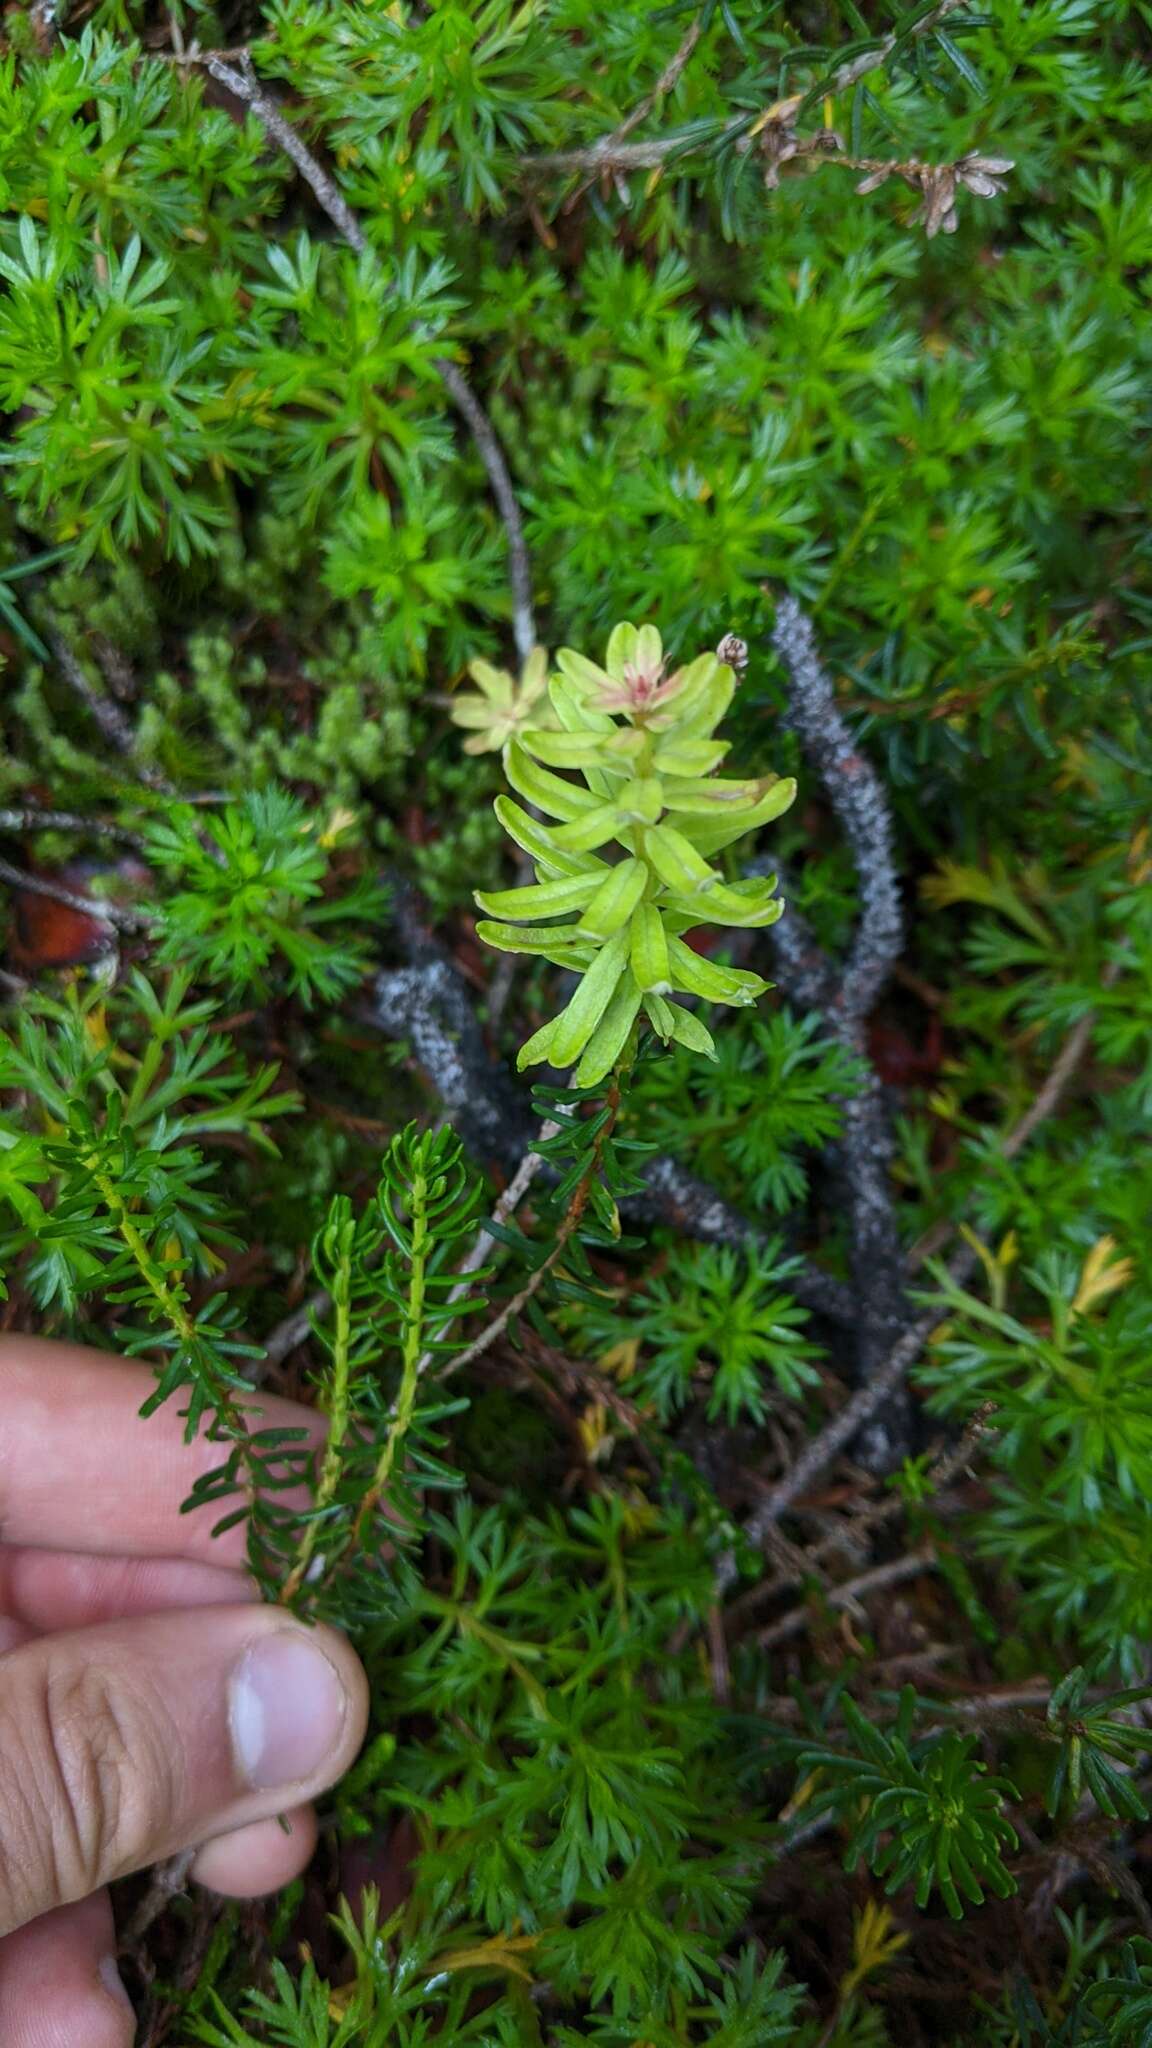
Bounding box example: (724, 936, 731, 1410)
(528, 0, 974, 180)
(597, 13, 705, 154)
(50, 632, 174, 793)
(1000, 988, 1118, 1164)
(718, 1296, 959, 1599)
(444, 1079, 625, 1380)
(706, 1605, 732, 1703)
(757, 1544, 938, 1650)
(725, 1403, 998, 1628)
(0, 856, 152, 933)
(515, 1328, 655, 1449)
(411, 1117, 559, 1378)
(0, 805, 142, 845)
(432, 357, 536, 664)
(259, 1119, 558, 1380)
(769, 597, 909, 1469)
(259, 1295, 323, 1374)
(907, 960, 1122, 1274)
(117, 1847, 196, 1953)
(559, 11, 705, 205)
(444, 1121, 556, 1291)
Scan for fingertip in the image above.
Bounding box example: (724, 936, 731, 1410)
(191, 1804, 318, 1897)
(0, 1606, 368, 1928)
(99, 1953, 137, 2017)
(228, 1620, 369, 1795)
(0, 1893, 135, 2047)
(0, 1547, 261, 1634)
(0, 1336, 325, 1567)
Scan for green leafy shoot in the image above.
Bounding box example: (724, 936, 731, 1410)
(1045, 1664, 1152, 1823)
(467, 622, 794, 1084)
(793, 1688, 1020, 1921)
(144, 786, 387, 1002)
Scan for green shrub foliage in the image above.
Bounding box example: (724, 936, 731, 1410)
(0, 0, 1150, 2041)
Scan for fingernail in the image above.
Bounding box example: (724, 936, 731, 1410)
(229, 1630, 349, 1791)
(99, 1954, 134, 2011)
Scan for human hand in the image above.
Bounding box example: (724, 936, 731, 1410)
(0, 1336, 369, 2045)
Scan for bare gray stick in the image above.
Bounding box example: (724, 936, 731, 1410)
(771, 599, 903, 1026)
(0, 806, 141, 844)
(559, 11, 706, 199)
(432, 357, 536, 662)
(50, 632, 174, 793)
(769, 598, 909, 1468)
(412, 1120, 559, 1378)
(207, 56, 367, 253)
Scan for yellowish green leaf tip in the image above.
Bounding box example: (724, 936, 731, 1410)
(467, 624, 795, 1086)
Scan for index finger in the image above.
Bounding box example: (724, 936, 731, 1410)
(0, 1336, 322, 1566)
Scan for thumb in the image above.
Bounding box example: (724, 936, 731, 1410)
(0, 1605, 368, 1934)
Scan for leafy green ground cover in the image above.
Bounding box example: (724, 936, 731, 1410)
(0, 0, 1151, 2039)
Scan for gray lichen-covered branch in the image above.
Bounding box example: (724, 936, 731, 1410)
(370, 937, 854, 1327)
(767, 597, 911, 1468)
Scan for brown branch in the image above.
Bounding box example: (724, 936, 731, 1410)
(706, 1605, 731, 1703)
(444, 1079, 626, 1380)
(1000, 983, 1118, 1162)
(560, 12, 706, 204)
(202, 55, 537, 663)
(725, 1402, 997, 1629)
(0, 856, 152, 932)
(757, 1544, 938, 1649)
(117, 1848, 196, 1952)
(441, 1213, 571, 1378)
(907, 960, 1123, 1276)
(719, 1298, 954, 1600)
(528, 0, 974, 178)
(516, 1328, 655, 1450)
